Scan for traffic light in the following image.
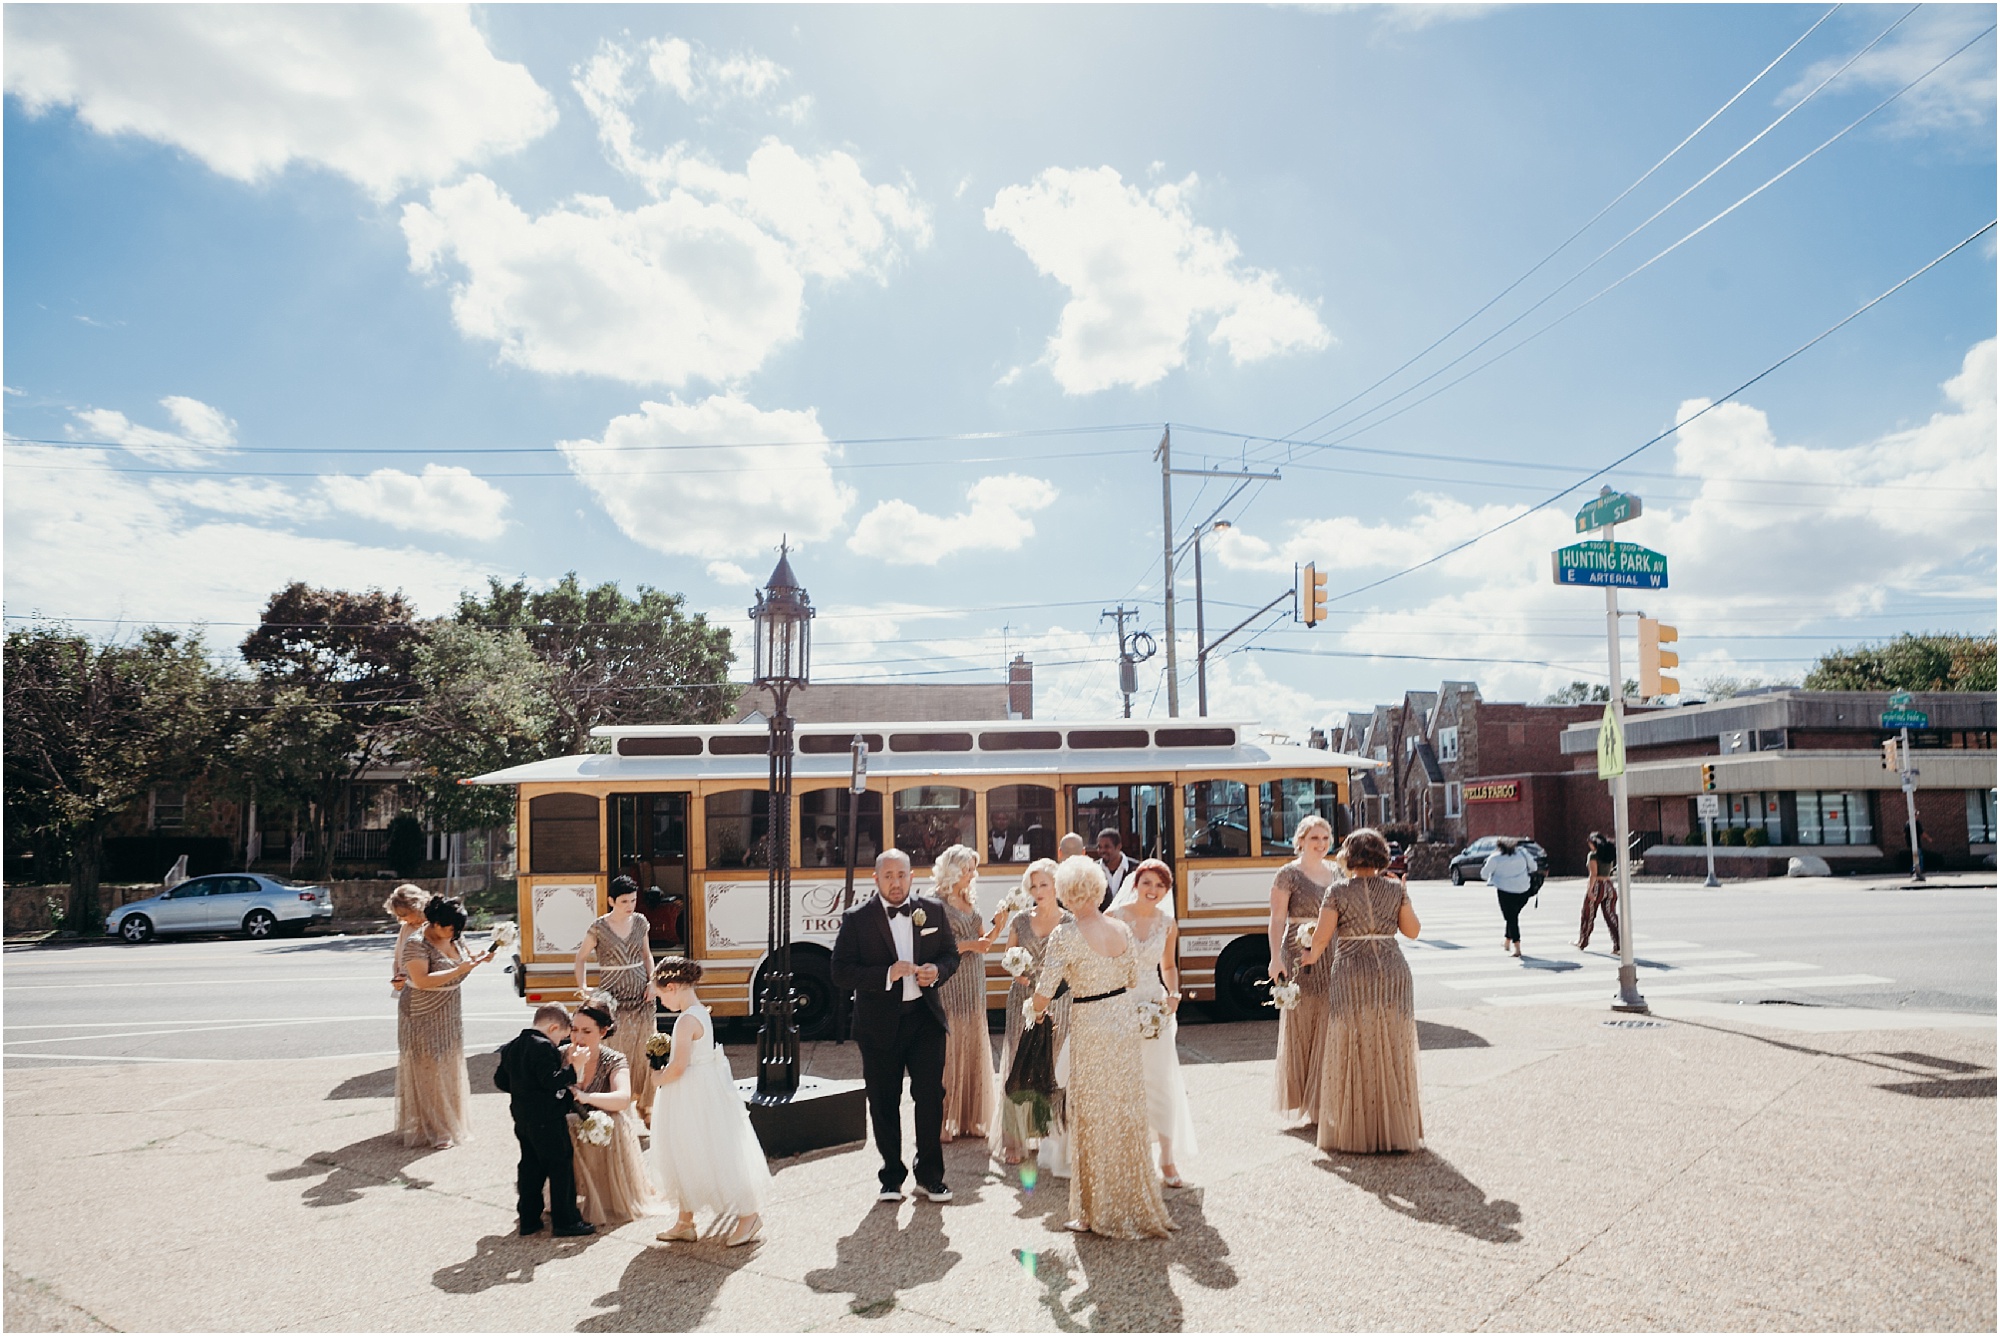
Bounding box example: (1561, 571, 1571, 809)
(1700, 763, 1717, 792)
(1298, 562, 1328, 627)
(1881, 737, 1901, 772)
(1638, 617, 1679, 698)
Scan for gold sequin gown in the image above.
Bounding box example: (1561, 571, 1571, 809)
(1272, 861, 1336, 1121)
(395, 935, 474, 1147)
(1035, 921, 1172, 1239)
(567, 1047, 663, 1227)
(1316, 874, 1424, 1154)
(992, 909, 1072, 1161)
(587, 914, 656, 1118)
(939, 900, 995, 1140)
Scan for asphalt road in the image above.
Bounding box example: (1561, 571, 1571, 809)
(5, 876, 1992, 1068)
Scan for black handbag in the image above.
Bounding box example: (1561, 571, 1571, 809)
(1004, 1013, 1059, 1137)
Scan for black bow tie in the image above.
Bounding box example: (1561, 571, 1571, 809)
(885, 901, 916, 919)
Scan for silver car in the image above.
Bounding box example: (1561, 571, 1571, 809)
(105, 874, 333, 942)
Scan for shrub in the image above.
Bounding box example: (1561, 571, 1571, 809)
(1718, 826, 1744, 847)
(1743, 827, 1769, 848)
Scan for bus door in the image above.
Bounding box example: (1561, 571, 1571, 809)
(1069, 783, 1172, 863)
(612, 792, 690, 951)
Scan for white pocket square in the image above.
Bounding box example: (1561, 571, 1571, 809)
(920, 927, 939, 935)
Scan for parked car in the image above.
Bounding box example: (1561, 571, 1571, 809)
(105, 874, 332, 942)
(1448, 837, 1548, 891)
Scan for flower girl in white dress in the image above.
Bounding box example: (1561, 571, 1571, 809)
(1108, 858, 1199, 1188)
(647, 957, 771, 1247)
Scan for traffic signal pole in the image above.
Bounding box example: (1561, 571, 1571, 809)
(1900, 727, 1925, 882)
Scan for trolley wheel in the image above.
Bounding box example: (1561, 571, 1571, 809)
(1212, 936, 1274, 1021)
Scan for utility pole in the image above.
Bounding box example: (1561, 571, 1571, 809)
(1101, 605, 1151, 718)
(1193, 534, 1209, 717)
(1155, 427, 1178, 717)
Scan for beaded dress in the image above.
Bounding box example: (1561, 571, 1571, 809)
(567, 1046, 662, 1226)
(938, 899, 995, 1140)
(586, 913, 656, 1116)
(991, 909, 1072, 1161)
(394, 934, 474, 1148)
(1271, 860, 1336, 1120)
(1316, 874, 1424, 1153)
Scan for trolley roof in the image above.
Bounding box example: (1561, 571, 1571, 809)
(466, 718, 1380, 787)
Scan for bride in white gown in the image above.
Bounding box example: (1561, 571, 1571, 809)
(1109, 858, 1198, 1188)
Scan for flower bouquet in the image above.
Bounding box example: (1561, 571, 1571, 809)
(1021, 998, 1042, 1030)
(1134, 999, 1167, 1040)
(995, 887, 1033, 921)
(1265, 979, 1302, 1011)
(1001, 945, 1034, 979)
(576, 1110, 614, 1147)
(489, 921, 519, 953)
(645, 1032, 673, 1070)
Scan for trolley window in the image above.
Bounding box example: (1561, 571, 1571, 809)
(529, 793, 600, 873)
(1183, 779, 1251, 858)
(799, 789, 884, 869)
(1072, 783, 1170, 862)
(986, 784, 1057, 863)
(1260, 778, 1341, 855)
(704, 788, 771, 868)
(893, 786, 977, 864)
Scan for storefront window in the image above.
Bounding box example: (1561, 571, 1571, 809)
(1967, 789, 1996, 845)
(1183, 779, 1251, 859)
(892, 786, 976, 865)
(1794, 791, 1873, 846)
(986, 784, 1057, 863)
(1260, 778, 1340, 855)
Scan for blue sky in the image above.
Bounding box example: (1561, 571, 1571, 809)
(5, 3, 1995, 736)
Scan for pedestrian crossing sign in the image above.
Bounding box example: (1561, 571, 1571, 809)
(1597, 705, 1625, 778)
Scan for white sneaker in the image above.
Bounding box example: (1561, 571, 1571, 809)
(917, 1183, 953, 1203)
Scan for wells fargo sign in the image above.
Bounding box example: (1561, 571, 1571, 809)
(1465, 781, 1520, 803)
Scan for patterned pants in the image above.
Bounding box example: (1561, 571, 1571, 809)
(1579, 877, 1621, 951)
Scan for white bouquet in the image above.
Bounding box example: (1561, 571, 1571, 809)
(1001, 945, 1034, 978)
(996, 887, 1034, 920)
(1294, 922, 1315, 951)
(577, 1110, 614, 1147)
(490, 921, 519, 952)
(1266, 979, 1302, 1011)
(1134, 999, 1167, 1040)
(1021, 998, 1041, 1029)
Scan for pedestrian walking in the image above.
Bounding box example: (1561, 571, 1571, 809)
(1301, 829, 1424, 1154)
(395, 895, 489, 1149)
(1577, 831, 1622, 952)
(1266, 815, 1337, 1123)
(574, 875, 657, 1125)
(931, 844, 999, 1143)
(991, 859, 1070, 1167)
(649, 957, 771, 1246)
(1109, 859, 1197, 1189)
(829, 849, 962, 1204)
(1028, 856, 1173, 1239)
(565, 996, 663, 1228)
(494, 1003, 594, 1238)
(1482, 837, 1537, 958)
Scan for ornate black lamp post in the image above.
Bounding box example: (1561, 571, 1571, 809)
(750, 547, 813, 1098)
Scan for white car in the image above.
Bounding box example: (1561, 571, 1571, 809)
(105, 874, 333, 942)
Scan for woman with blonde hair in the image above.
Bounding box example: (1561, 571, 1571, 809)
(397, 895, 491, 1149)
(931, 844, 998, 1142)
(991, 857, 1071, 1166)
(1301, 828, 1423, 1153)
(1265, 815, 1337, 1122)
(384, 884, 431, 995)
(1029, 856, 1171, 1239)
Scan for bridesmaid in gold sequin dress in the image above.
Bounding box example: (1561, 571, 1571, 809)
(396, 896, 491, 1149)
(1031, 856, 1172, 1239)
(566, 999, 664, 1227)
(575, 877, 658, 1124)
(1301, 829, 1424, 1153)
(992, 858, 1071, 1164)
(1265, 816, 1338, 1122)
(933, 845, 1000, 1141)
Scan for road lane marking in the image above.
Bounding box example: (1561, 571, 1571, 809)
(3, 1050, 407, 1065)
(4, 975, 404, 990)
(1487, 973, 1896, 1006)
(1446, 961, 1820, 992)
(3, 1012, 533, 1030)
(1, 1013, 537, 1045)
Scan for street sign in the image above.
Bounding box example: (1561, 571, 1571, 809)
(1552, 541, 1670, 589)
(1696, 793, 1720, 819)
(1881, 708, 1930, 729)
(1597, 705, 1625, 779)
(1887, 690, 1914, 708)
(1575, 491, 1642, 533)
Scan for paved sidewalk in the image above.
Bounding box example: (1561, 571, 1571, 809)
(4, 1004, 1992, 1332)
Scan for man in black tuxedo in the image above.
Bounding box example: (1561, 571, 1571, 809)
(494, 1003, 594, 1237)
(830, 847, 961, 1203)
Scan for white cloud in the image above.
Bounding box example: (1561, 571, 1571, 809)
(72, 395, 236, 466)
(1213, 339, 1996, 704)
(706, 560, 754, 587)
(558, 394, 856, 561)
(4, 5, 556, 200)
(1784, 8, 1996, 137)
(402, 45, 927, 389)
(150, 477, 316, 523)
(1311, 4, 1502, 35)
(847, 475, 1059, 566)
(4, 447, 501, 631)
(320, 465, 511, 541)
(985, 166, 1330, 394)
(636, 36, 785, 106)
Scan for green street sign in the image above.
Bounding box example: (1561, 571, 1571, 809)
(1575, 491, 1642, 533)
(1887, 690, 1914, 708)
(1551, 541, 1669, 589)
(1881, 708, 1929, 729)
(1597, 705, 1625, 779)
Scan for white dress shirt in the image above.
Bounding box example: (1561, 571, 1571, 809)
(1103, 854, 1135, 900)
(885, 901, 921, 1001)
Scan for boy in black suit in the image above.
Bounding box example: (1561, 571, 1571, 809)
(494, 1003, 595, 1237)
(831, 848, 961, 1204)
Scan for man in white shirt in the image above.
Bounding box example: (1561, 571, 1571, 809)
(1096, 828, 1135, 910)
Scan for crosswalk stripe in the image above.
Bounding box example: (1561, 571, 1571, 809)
(1448, 960, 1818, 992)
(1406, 948, 1756, 976)
(1486, 973, 1895, 1006)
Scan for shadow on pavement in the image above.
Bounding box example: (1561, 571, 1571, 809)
(574, 1240, 739, 1331)
(1318, 1150, 1523, 1244)
(1665, 1019, 1996, 1099)
(1416, 1020, 1490, 1050)
(326, 1053, 502, 1100)
(804, 1198, 961, 1317)
(433, 1230, 601, 1297)
(268, 1132, 438, 1206)
(1014, 1187, 1237, 1332)
(1876, 1076, 1995, 1099)
(262, 935, 395, 956)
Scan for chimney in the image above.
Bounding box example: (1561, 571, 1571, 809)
(1008, 655, 1034, 720)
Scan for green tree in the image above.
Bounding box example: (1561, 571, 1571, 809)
(3, 623, 227, 927)
(1804, 633, 1998, 693)
(236, 584, 421, 878)
(399, 620, 555, 833)
(456, 574, 734, 755)
(1542, 680, 1636, 705)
